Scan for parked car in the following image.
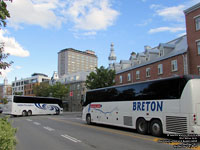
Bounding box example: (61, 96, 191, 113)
(0, 107, 2, 113)
(0, 104, 3, 113)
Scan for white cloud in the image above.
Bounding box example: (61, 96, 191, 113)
(150, 4, 161, 10)
(0, 67, 13, 78)
(157, 5, 185, 22)
(0, 30, 30, 57)
(83, 31, 97, 36)
(6, 0, 119, 37)
(7, 0, 65, 29)
(149, 27, 185, 34)
(150, 4, 185, 22)
(65, 0, 119, 31)
(15, 66, 22, 69)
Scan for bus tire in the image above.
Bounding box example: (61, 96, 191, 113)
(150, 119, 163, 137)
(28, 110, 32, 116)
(86, 114, 92, 125)
(136, 118, 148, 134)
(22, 110, 27, 117)
(56, 110, 60, 115)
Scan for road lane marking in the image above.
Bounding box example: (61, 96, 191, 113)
(61, 134, 81, 143)
(33, 122, 41, 125)
(45, 117, 199, 150)
(43, 126, 55, 131)
(26, 119, 32, 122)
(47, 117, 159, 141)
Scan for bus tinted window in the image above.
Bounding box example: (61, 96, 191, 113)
(13, 96, 63, 108)
(84, 77, 188, 106)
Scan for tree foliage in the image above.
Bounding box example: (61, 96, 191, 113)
(1, 97, 8, 104)
(0, 43, 13, 75)
(0, 1, 12, 75)
(0, 1, 10, 28)
(85, 66, 116, 89)
(33, 82, 69, 99)
(33, 82, 50, 97)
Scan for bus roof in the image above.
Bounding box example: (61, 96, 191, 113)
(13, 95, 61, 100)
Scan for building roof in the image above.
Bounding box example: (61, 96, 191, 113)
(116, 35, 187, 74)
(32, 73, 48, 77)
(184, 2, 200, 14)
(120, 60, 131, 64)
(58, 48, 97, 58)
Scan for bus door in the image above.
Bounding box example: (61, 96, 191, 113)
(196, 104, 200, 125)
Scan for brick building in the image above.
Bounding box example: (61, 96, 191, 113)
(184, 3, 200, 75)
(12, 73, 50, 96)
(111, 3, 200, 85)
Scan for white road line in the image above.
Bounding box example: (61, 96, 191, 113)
(33, 122, 41, 125)
(43, 126, 55, 131)
(26, 119, 32, 122)
(61, 134, 81, 143)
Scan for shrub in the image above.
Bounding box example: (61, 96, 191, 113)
(0, 117, 17, 150)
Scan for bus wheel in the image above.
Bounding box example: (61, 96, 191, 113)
(136, 118, 148, 134)
(28, 110, 32, 116)
(86, 114, 92, 125)
(150, 119, 163, 137)
(56, 110, 60, 115)
(22, 110, 27, 117)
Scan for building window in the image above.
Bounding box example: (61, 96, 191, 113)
(136, 71, 140, 80)
(146, 68, 150, 78)
(198, 67, 200, 75)
(159, 50, 164, 56)
(197, 41, 200, 55)
(158, 64, 163, 75)
(195, 16, 200, 31)
(119, 75, 123, 83)
(171, 60, 178, 72)
(127, 73, 131, 81)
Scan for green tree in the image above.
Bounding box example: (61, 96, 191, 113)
(1, 97, 8, 104)
(33, 82, 50, 97)
(0, 0, 10, 28)
(33, 82, 69, 99)
(85, 66, 116, 89)
(0, 1, 12, 75)
(50, 82, 69, 99)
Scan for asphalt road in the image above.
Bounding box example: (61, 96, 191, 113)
(6, 112, 198, 150)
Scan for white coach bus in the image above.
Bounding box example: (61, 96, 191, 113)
(82, 75, 200, 136)
(3, 96, 63, 116)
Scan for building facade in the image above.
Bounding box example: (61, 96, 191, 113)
(12, 73, 50, 96)
(111, 3, 200, 85)
(58, 71, 90, 111)
(0, 78, 12, 99)
(58, 48, 98, 77)
(184, 3, 200, 75)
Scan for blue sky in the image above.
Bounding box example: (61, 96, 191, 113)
(0, 0, 199, 84)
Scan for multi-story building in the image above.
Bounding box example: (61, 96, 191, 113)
(184, 2, 200, 75)
(110, 2, 200, 85)
(58, 48, 98, 77)
(12, 73, 50, 96)
(58, 71, 90, 111)
(0, 78, 12, 99)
